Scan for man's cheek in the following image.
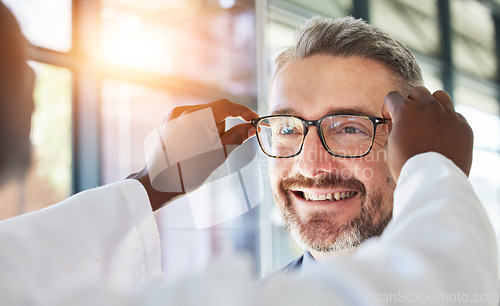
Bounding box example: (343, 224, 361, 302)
(353, 163, 376, 181)
(356, 152, 390, 180)
(269, 159, 293, 181)
(362, 146, 388, 163)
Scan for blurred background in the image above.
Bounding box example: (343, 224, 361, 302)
(1, 0, 499, 280)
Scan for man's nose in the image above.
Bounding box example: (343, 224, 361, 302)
(296, 127, 340, 178)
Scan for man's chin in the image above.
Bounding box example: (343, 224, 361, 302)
(284, 218, 360, 253)
(307, 232, 361, 253)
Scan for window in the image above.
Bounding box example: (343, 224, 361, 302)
(0, 0, 72, 220)
(0, 63, 72, 220)
(3, 0, 72, 51)
(455, 82, 500, 241)
(371, 0, 439, 56)
(451, 0, 496, 80)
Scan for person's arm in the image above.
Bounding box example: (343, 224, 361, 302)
(127, 99, 258, 211)
(0, 180, 162, 305)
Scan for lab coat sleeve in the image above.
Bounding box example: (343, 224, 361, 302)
(0, 179, 162, 305)
(296, 152, 499, 305)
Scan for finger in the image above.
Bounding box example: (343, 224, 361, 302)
(207, 99, 259, 123)
(180, 100, 258, 126)
(432, 90, 454, 111)
(382, 91, 406, 121)
(167, 100, 259, 140)
(407, 86, 432, 103)
(456, 112, 467, 122)
(456, 112, 473, 134)
(217, 120, 225, 135)
(167, 104, 204, 120)
(220, 123, 254, 155)
(247, 126, 256, 138)
(179, 105, 225, 135)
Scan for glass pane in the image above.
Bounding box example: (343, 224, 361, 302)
(418, 59, 443, 93)
(278, 0, 352, 17)
(469, 149, 500, 251)
(456, 104, 500, 158)
(0, 63, 72, 220)
(371, 0, 439, 56)
(455, 105, 500, 257)
(267, 0, 351, 57)
(268, 16, 298, 56)
(2, 0, 72, 52)
(455, 80, 499, 115)
(451, 1, 496, 80)
(100, 0, 256, 97)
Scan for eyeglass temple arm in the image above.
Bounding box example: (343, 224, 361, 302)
(376, 118, 390, 124)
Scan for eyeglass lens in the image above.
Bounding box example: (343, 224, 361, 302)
(256, 116, 375, 158)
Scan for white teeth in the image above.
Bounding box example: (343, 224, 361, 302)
(302, 191, 356, 202)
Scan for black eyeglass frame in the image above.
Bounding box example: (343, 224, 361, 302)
(250, 114, 389, 159)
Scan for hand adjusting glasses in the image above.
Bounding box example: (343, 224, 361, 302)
(250, 114, 388, 158)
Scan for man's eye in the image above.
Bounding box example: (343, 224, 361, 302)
(279, 126, 296, 135)
(343, 126, 359, 134)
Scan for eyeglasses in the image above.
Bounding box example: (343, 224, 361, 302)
(250, 114, 388, 158)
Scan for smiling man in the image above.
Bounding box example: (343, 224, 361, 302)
(255, 16, 424, 265)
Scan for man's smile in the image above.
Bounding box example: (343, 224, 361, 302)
(289, 188, 360, 206)
(300, 190, 358, 202)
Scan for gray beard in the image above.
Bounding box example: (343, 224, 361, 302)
(275, 175, 393, 253)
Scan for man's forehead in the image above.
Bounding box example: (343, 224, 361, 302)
(268, 56, 397, 118)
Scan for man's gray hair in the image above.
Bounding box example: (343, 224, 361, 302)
(274, 16, 423, 92)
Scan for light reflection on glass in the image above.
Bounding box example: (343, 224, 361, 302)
(99, 1, 256, 96)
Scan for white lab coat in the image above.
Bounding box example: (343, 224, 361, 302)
(0, 152, 497, 305)
(0, 179, 162, 305)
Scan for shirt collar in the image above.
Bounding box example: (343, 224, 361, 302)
(301, 251, 317, 272)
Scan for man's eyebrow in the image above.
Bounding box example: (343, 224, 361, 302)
(271, 107, 297, 116)
(270, 106, 379, 117)
(325, 107, 378, 117)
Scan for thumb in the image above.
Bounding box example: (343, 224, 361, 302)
(382, 91, 405, 134)
(221, 123, 255, 156)
(382, 91, 406, 120)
